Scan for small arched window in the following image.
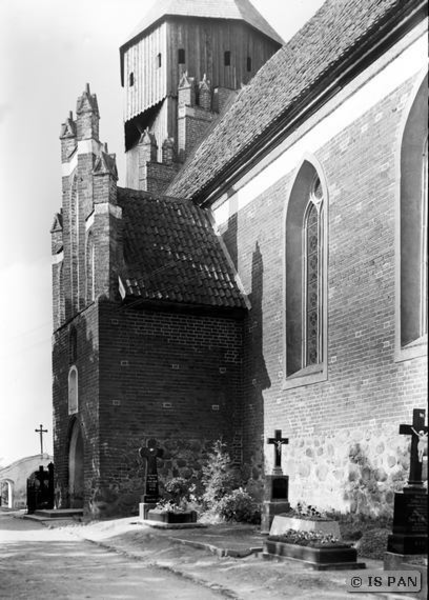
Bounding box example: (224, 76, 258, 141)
(224, 51, 231, 66)
(178, 49, 185, 64)
(68, 366, 78, 415)
(247, 56, 252, 72)
(157, 53, 162, 68)
(129, 72, 134, 87)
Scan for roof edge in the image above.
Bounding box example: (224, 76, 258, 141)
(190, 0, 428, 206)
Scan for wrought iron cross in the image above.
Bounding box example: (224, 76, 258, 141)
(267, 429, 289, 470)
(399, 409, 427, 489)
(35, 424, 48, 455)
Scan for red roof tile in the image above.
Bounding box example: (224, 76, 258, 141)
(118, 188, 246, 311)
(167, 0, 423, 201)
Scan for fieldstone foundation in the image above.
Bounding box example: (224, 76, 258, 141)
(263, 424, 427, 516)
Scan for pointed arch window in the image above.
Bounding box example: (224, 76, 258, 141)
(284, 160, 328, 388)
(304, 180, 324, 367)
(396, 74, 428, 360)
(68, 366, 78, 415)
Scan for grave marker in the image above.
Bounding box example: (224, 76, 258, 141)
(262, 429, 290, 533)
(385, 409, 428, 569)
(139, 438, 164, 503)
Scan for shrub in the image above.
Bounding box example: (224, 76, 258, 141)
(156, 477, 194, 512)
(201, 440, 237, 509)
(218, 488, 261, 524)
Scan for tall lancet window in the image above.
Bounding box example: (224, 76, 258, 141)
(420, 140, 428, 336)
(285, 159, 328, 388)
(398, 75, 428, 357)
(304, 178, 324, 367)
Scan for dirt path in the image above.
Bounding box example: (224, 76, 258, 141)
(0, 513, 225, 599)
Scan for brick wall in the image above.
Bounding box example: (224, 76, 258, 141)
(52, 304, 100, 510)
(92, 301, 243, 516)
(219, 73, 427, 513)
(53, 300, 244, 517)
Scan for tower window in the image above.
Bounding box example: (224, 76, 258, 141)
(157, 53, 162, 68)
(178, 49, 185, 64)
(129, 72, 134, 86)
(224, 51, 231, 66)
(247, 57, 252, 72)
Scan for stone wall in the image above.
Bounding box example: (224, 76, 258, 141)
(280, 424, 425, 517)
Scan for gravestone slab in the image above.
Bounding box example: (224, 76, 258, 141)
(139, 438, 163, 503)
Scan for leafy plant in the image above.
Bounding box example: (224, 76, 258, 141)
(201, 440, 237, 509)
(217, 488, 261, 524)
(156, 477, 194, 513)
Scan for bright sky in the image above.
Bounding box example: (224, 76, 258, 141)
(0, 0, 325, 467)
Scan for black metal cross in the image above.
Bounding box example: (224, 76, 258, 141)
(399, 409, 427, 488)
(267, 429, 289, 469)
(35, 424, 48, 455)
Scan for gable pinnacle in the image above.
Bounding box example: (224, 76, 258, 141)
(76, 82, 100, 116)
(60, 111, 76, 140)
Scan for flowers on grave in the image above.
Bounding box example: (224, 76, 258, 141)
(155, 477, 195, 514)
(288, 501, 331, 521)
(269, 528, 350, 548)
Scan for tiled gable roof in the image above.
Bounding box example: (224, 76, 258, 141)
(167, 0, 422, 200)
(123, 0, 283, 47)
(117, 188, 246, 311)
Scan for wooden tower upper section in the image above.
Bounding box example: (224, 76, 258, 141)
(120, 0, 283, 155)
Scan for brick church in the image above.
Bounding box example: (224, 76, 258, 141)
(51, 0, 427, 517)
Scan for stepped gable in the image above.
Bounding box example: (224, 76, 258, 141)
(117, 187, 246, 311)
(123, 0, 283, 48)
(167, 0, 421, 201)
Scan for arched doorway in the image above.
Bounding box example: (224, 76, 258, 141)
(69, 420, 84, 508)
(0, 479, 13, 508)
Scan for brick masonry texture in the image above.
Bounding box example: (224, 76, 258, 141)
(219, 73, 427, 514)
(53, 299, 244, 517)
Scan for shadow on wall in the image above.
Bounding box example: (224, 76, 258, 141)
(243, 240, 271, 500)
(223, 208, 271, 500)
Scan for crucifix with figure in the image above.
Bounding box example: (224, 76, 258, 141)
(399, 408, 428, 489)
(35, 424, 48, 455)
(267, 429, 289, 473)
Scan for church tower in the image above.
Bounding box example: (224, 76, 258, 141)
(120, 0, 283, 190)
